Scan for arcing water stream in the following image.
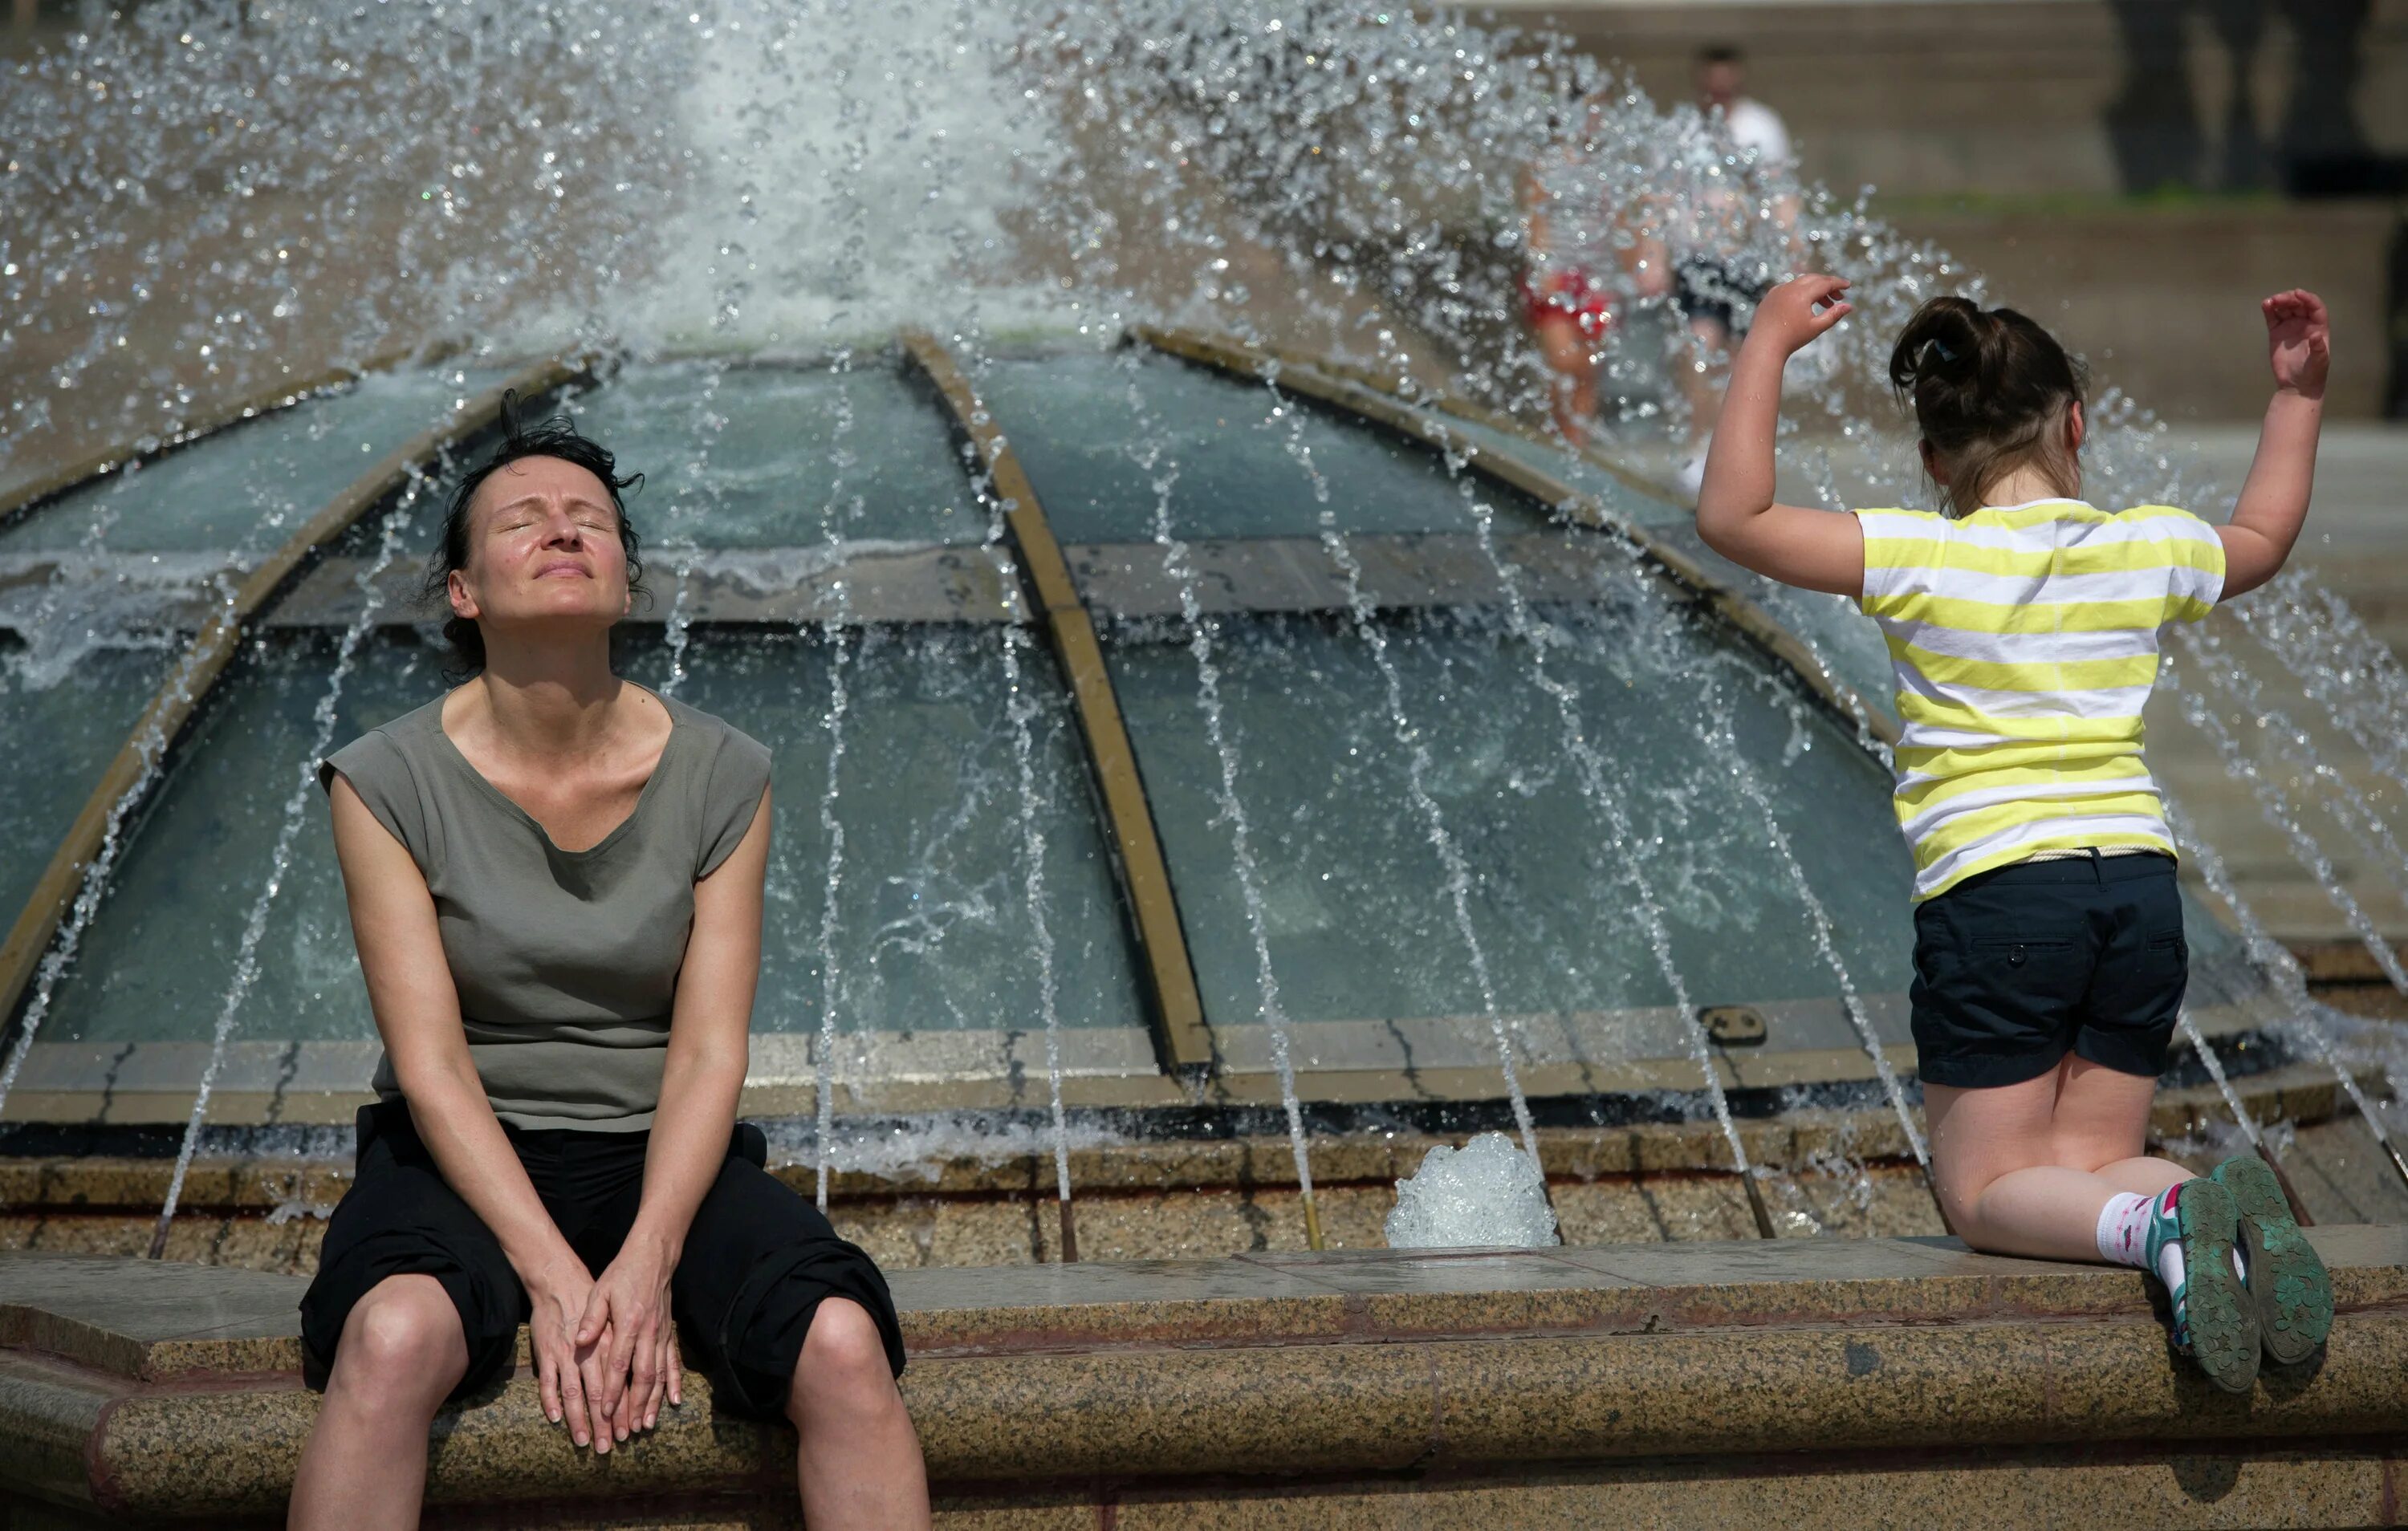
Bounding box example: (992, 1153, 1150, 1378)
(148, 473, 430, 1251)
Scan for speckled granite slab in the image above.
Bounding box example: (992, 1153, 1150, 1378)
(2, 1233, 2403, 1525)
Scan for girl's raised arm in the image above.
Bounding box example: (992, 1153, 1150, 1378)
(2219, 289, 2329, 599)
(1695, 274, 1865, 596)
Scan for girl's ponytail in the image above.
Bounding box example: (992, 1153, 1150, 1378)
(1889, 296, 2088, 517)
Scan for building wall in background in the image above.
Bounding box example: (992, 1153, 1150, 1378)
(1493, 0, 2408, 197)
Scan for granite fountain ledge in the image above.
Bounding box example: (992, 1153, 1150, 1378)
(0, 1231, 2402, 1527)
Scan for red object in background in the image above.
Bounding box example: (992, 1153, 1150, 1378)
(1524, 268, 1616, 336)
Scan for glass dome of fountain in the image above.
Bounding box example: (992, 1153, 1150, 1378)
(0, 337, 2268, 1143)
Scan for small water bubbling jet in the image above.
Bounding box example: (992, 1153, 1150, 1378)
(1118, 354, 1324, 1248)
(148, 470, 430, 1257)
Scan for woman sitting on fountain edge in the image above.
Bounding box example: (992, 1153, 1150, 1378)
(287, 404, 930, 1531)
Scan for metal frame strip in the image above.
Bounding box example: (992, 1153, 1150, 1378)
(0, 357, 581, 1029)
(900, 331, 1214, 1079)
(0, 341, 441, 532)
(1133, 326, 1902, 753)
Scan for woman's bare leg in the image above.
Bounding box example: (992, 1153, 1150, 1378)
(787, 1297, 930, 1531)
(1926, 1056, 2193, 1261)
(288, 1274, 468, 1531)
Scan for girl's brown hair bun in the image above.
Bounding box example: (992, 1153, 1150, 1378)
(1889, 296, 2089, 517)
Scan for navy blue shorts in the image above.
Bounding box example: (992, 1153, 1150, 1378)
(1910, 851, 2188, 1090)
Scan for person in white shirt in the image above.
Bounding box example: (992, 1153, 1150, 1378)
(1639, 45, 1799, 497)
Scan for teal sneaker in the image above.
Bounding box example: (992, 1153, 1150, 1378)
(2145, 1179, 2258, 1395)
(2213, 1155, 2333, 1367)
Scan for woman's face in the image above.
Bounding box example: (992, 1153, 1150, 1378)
(447, 455, 631, 643)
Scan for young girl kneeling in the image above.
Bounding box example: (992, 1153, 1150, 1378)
(1696, 274, 2337, 1391)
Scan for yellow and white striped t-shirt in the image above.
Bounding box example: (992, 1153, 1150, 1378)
(1853, 499, 2226, 901)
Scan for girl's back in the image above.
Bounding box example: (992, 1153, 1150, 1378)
(1855, 497, 2224, 900)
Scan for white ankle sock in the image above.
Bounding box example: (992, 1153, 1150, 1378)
(2097, 1188, 2188, 1293)
(2097, 1185, 2243, 1287)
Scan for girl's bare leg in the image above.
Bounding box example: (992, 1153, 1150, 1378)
(1927, 1056, 2194, 1261)
(288, 1275, 468, 1531)
(788, 1297, 930, 1531)
(1536, 315, 1599, 445)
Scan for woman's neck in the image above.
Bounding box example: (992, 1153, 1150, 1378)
(466, 635, 627, 758)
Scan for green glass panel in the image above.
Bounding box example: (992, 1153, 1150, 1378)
(563, 363, 983, 548)
(1107, 589, 1917, 1037)
(39, 627, 1143, 1058)
(0, 369, 504, 555)
(982, 350, 1558, 542)
(0, 644, 176, 930)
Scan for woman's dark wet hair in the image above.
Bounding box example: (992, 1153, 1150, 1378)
(421, 395, 645, 676)
(1889, 296, 2089, 518)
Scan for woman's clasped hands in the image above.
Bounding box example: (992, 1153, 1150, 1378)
(527, 1240, 685, 1454)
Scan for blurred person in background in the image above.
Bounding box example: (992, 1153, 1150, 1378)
(1635, 44, 1800, 498)
(1521, 91, 1627, 448)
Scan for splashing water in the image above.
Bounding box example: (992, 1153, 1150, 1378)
(1692, 663, 1930, 1168)
(1418, 428, 1767, 1200)
(149, 470, 429, 1254)
(11, 0, 2408, 1208)
(2176, 621, 2408, 912)
(811, 363, 861, 1210)
(2164, 647, 2408, 997)
(1261, 368, 1539, 1158)
(2163, 797, 2403, 1159)
(999, 623, 1076, 1216)
(656, 363, 734, 698)
(0, 644, 214, 1121)
(1119, 353, 1319, 1218)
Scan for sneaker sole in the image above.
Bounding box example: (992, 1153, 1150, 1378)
(2178, 1179, 2259, 1395)
(2214, 1155, 2333, 1367)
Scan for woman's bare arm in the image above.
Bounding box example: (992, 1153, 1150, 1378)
(577, 785, 771, 1440)
(2219, 290, 2329, 599)
(327, 775, 610, 1448)
(1694, 274, 1865, 595)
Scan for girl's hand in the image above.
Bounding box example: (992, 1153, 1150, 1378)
(1749, 274, 1852, 357)
(2264, 289, 2330, 400)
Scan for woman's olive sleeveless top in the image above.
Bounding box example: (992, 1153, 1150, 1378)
(319, 692, 771, 1131)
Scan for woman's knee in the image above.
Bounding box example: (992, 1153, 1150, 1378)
(788, 1298, 895, 1420)
(331, 1275, 467, 1403)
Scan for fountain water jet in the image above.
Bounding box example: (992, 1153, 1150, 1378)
(147, 473, 429, 1257)
(0, 0, 2397, 1277)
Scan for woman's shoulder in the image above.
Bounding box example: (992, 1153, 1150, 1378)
(661, 695, 772, 781)
(661, 697, 773, 875)
(323, 695, 449, 782)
